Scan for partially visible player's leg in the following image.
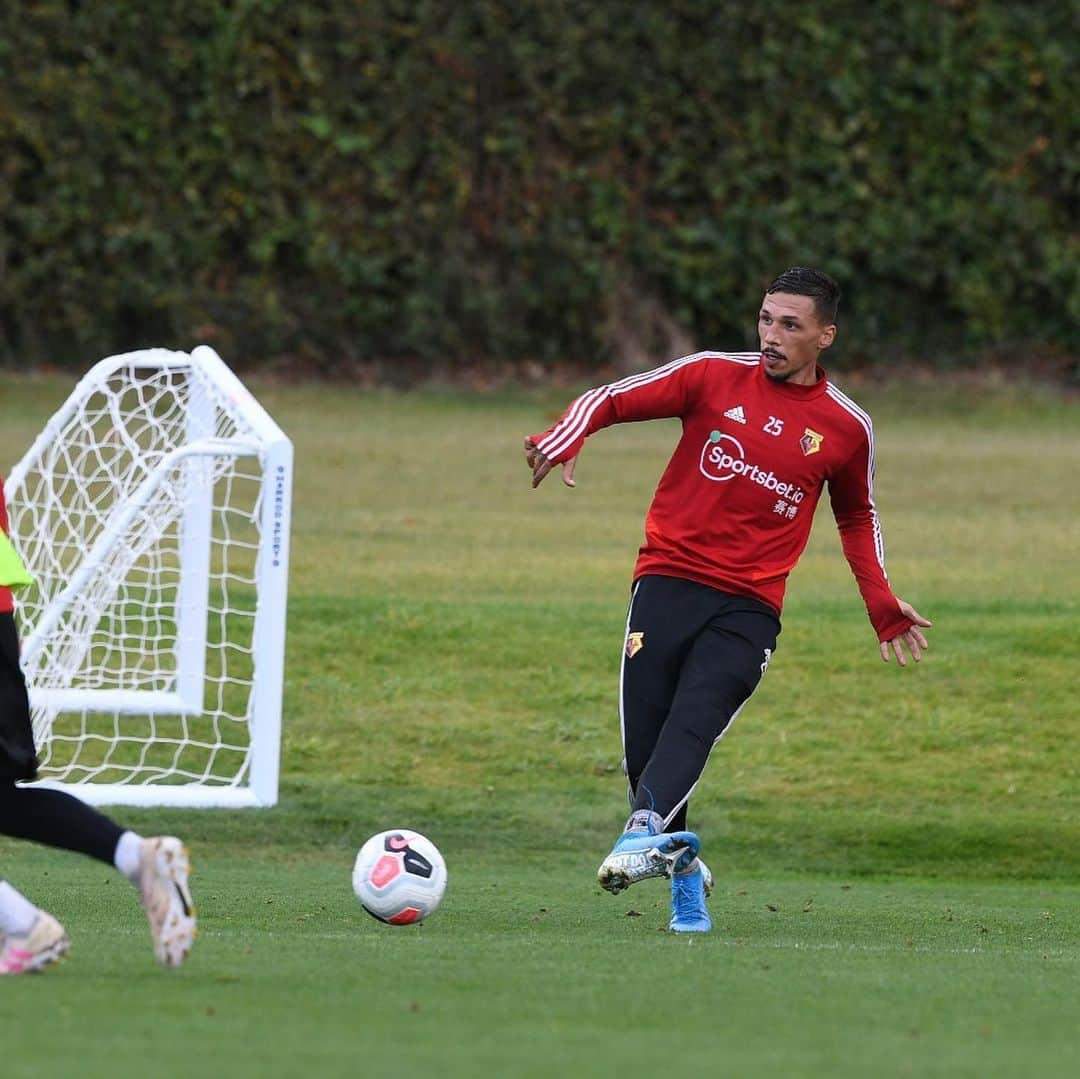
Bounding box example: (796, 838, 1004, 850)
(0, 782, 124, 862)
(0, 612, 71, 973)
(0, 879, 70, 974)
(0, 612, 194, 966)
(0, 784, 196, 967)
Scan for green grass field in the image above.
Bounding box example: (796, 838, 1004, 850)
(1, 374, 1077, 1078)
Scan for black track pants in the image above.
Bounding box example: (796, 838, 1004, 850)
(0, 782, 124, 866)
(0, 611, 124, 866)
(620, 575, 780, 831)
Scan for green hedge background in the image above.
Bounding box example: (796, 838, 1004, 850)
(1, 1, 1076, 372)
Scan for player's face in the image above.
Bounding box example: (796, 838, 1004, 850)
(758, 293, 836, 385)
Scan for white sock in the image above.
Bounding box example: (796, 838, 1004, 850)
(113, 830, 144, 884)
(0, 880, 41, 936)
(624, 809, 665, 835)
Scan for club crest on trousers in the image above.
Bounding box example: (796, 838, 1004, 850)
(625, 631, 644, 658)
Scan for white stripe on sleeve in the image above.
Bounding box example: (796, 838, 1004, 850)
(826, 384, 885, 570)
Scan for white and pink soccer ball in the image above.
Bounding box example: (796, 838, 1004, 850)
(352, 830, 447, 925)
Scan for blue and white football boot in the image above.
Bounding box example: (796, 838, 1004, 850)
(597, 822, 701, 895)
(669, 861, 712, 933)
(696, 857, 714, 897)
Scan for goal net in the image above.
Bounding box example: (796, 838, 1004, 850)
(5, 347, 292, 807)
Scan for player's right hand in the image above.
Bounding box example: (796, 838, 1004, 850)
(524, 437, 577, 489)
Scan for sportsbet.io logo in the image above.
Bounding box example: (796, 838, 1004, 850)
(699, 430, 807, 504)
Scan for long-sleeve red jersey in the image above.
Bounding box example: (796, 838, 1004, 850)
(531, 352, 914, 643)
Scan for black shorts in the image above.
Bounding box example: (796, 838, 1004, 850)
(0, 612, 37, 781)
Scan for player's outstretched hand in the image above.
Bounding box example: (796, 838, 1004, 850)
(524, 437, 578, 489)
(880, 599, 932, 666)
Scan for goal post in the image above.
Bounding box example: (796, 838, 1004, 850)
(5, 346, 293, 807)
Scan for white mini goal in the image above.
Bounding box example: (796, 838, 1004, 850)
(6, 347, 292, 807)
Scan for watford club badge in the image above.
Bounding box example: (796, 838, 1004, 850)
(625, 631, 644, 658)
(800, 427, 824, 456)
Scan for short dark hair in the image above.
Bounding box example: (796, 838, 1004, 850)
(766, 267, 841, 324)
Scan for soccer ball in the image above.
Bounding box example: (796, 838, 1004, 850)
(352, 830, 447, 925)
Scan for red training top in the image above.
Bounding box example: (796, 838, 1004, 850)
(0, 477, 13, 614)
(531, 352, 914, 643)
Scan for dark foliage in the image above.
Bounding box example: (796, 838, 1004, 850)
(1, 1, 1075, 371)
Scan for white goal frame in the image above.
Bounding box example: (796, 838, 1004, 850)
(6, 346, 292, 807)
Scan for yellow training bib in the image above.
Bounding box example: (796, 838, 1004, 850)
(0, 529, 32, 589)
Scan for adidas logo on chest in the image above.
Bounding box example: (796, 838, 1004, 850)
(723, 405, 746, 424)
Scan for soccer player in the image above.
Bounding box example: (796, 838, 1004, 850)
(524, 267, 931, 933)
(0, 491, 196, 974)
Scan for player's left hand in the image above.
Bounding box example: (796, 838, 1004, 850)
(880, 599, 932, 666)
(524, 437, 578, 489)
